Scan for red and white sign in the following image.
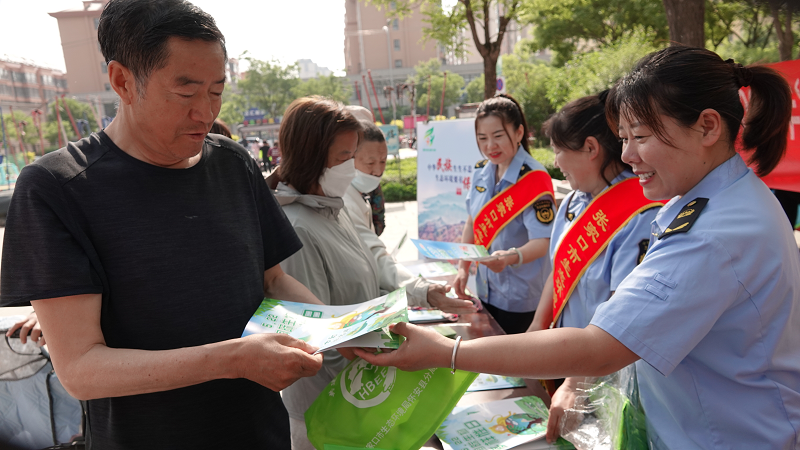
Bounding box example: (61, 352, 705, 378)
(739, 59, 800, 192)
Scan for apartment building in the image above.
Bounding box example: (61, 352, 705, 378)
(0, 59, 69, 114)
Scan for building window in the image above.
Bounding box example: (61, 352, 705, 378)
(94, 18, 100, 29)
(392, 19, 399, 30)
(394, 39, 400, 51)
(101, 61, 108, 74)
(390, 1, 396, 9)
(0, 69, 11, 81)
(394, 59, 402, 68)
(105, 83, 111, 91)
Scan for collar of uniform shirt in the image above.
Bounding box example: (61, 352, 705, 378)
(653, 153, 746, 233)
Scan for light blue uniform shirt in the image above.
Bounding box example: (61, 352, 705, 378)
(550, 170, 660, 328)
(465, 148, 554, 313)
(591, 154, 800, 449)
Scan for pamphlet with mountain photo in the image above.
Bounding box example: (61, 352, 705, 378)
(242, 288, 408, 353)
(411, 239, 498, 262)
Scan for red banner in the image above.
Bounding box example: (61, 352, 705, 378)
(551, 178, 667, 326)
(473, 170, 554, 248)
(738, 59, 800, 193)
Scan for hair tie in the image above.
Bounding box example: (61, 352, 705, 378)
(726, 58, 753, 88)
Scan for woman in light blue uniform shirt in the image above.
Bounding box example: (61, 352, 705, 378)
(356, 46, 800, 449)
(454, 95, 555, 334)
(528, 91, 661, 440)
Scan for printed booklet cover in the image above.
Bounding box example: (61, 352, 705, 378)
(411, 239, 497, 262)
(437, 396, 549, 450)
(242, 288, 408, 353)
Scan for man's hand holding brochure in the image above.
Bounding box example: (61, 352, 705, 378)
(243, 288, 409, 353)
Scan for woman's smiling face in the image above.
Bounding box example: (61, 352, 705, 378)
(475, 115, 523, 167)
(618, 113, 710, 200)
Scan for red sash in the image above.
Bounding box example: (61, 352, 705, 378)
(473, 170, 554, 248)
(551, 178, 667, 326)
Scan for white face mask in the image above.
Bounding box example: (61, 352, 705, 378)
(318, 159, 356, 198)
(351, 169, 382, 193)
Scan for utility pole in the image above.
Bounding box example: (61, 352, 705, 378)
(383, 20, 396, 121)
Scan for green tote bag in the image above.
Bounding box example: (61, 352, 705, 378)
(305, 357, 477, 450)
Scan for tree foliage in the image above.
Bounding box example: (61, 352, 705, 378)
(545, 29, 664, 110)
(292, 74, 353, 103)
(465, 75, 485, 103)
(237, 58, 299, 118)
(499, 51, 555, 144)
(519, 0, 668, 66)
(368, 0, 524, 99)
(44, 98, 100, 144)
(409, 59, 466, 115)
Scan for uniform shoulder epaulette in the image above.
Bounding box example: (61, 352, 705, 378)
(475, 159, 488, 169)
(658, 198, 709, 240)
(519, 163, 532, 176)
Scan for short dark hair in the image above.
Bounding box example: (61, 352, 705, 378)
(607, 46, 791, 176)
(474, 94, 531, 153)
(543, 90, 625, 186)
(279, 96, 362, 195)
(361, 121, 386, 144)
(209, 119, 231, 138)
(98, 0, 227, 94)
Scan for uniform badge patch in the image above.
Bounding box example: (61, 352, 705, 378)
(659, 197, 708, 240)
(533, 200, 554, 224)
(475, 185, 486, 193)
(637, 239, 650, 265)
(519, 163, 532, 177)
(475, 159, 488, 169)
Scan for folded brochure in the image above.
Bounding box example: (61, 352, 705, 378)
(242, 288, 408, 354)
(437, 396, 548, 450)
(411, 239, 498, 262)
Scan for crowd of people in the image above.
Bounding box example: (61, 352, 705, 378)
(1, 0, 799, 449)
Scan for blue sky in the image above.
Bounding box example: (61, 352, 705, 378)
(0, 0, 347, 74)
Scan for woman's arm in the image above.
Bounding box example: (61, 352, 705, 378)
(529, 271, 555, 332)
(482, 237, 550, 273)
(354, 322, 638, 379)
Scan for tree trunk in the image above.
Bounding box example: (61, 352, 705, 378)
(769, 0, 794, 61)
(484, 56, 497, 99)
(662, 0, 705, 47)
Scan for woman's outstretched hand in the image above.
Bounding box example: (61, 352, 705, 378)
(353, 322, 454, 372)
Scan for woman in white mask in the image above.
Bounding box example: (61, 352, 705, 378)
(273, 96, 383, 450)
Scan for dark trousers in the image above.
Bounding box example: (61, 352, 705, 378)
(482, 302, 535, 335)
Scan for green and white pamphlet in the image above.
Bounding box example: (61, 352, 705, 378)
(242, 288, 408, 353)
(437, 396, 549, 450)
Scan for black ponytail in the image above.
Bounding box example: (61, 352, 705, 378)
(741, 65, 792, 176)
(475, 94, 531, 153)
(606, 46, 791, 177)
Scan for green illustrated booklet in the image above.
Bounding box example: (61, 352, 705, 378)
(437, 396, 549, 450)
(242, 288, 408, 353)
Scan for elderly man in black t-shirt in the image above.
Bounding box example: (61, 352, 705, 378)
(0, 1, 324, 449)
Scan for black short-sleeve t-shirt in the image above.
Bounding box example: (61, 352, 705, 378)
(0, 132, 302, 449)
